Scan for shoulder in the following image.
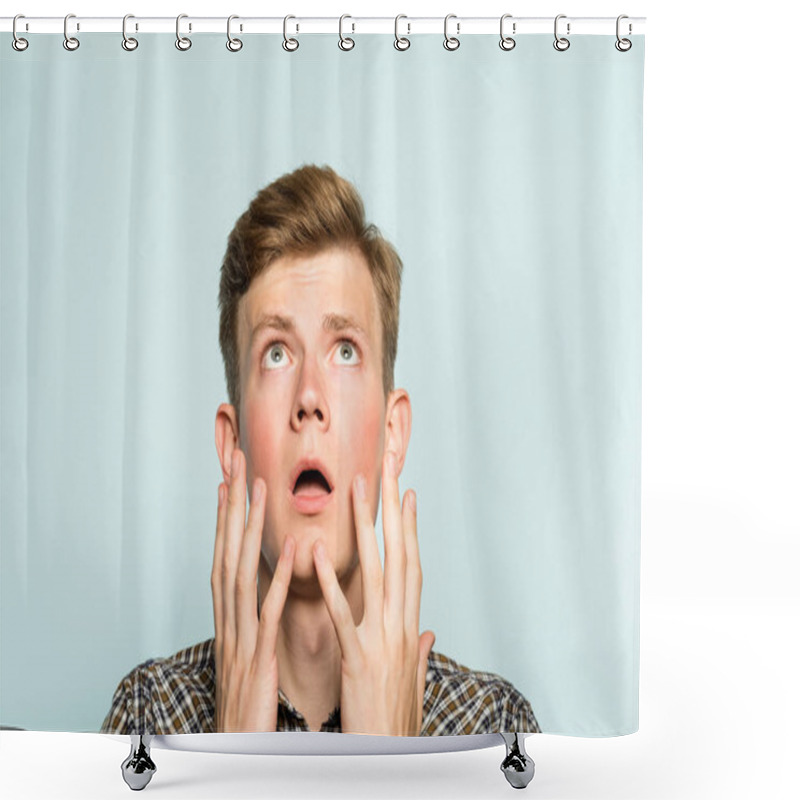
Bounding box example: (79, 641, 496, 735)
(421, 649, 540, 735)
(100, 638, 216, 735)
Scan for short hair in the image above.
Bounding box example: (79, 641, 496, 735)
(218, 164, 403, 420)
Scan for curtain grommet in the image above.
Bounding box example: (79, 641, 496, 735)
(553, 15, 570, 51)
(122, 14, 138, 51)
(615, 15, 633, 51)
(12, 14, 29, 51)
(443, 14, 460, 51)
(226, 15, 243, 52)
(63, 13, 80, 51)
(283, 15, 299, 52)
(338, 14, 355, 51)
(499, 14, 516, 51)
(175, 14, 192, 51)
(394, 15, 410, 51)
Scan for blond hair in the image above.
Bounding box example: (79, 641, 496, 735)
(218, 164, 403, 419)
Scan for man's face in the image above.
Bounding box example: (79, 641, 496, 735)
(236, 245, 386, 589)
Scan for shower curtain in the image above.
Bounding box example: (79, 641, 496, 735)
(0, 25, 644, 739)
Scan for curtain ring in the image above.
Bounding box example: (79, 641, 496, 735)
(339, 14, 355, 51)
(283, 15, 299, 51)
(175, 14, 192, 50)
(499, 14, 516, 51)
(443, 14, 460, 51)
(227, 15, 243, 52)
(63, 13, 80, 51)
(394, 14, 410, 51)
(615, 15, 632, 51)
(12, 15, 29, 52)
(553, 14, 570, 51)
(122, 14, 138, 51)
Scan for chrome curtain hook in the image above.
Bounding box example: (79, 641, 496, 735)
(122, 14, 138, 51)
(615, 14, 632, 51)
(283, 15, 299, 51)
(227, 15, 243, 51)
(443, 13, 460, 51)
(175, 13, 192, 50)
(394, 14, 410, 51)
(553, 14, 570, 51)
(12, 14, 29, 51)
(63, 13, 80, 51)
(499, 13, 516, 51)
(339, 14, 355, 51)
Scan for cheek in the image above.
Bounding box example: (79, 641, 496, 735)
(346, 397, 384, 489)
(241, 400, 281, 492)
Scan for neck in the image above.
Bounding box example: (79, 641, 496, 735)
(257, 549, 363, 730)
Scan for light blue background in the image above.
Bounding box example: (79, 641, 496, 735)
(0, 33, 644, 735)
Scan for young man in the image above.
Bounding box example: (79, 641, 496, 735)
(101, 164, 539, 736)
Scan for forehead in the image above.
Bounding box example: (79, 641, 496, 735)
(238, 246, 381, 353)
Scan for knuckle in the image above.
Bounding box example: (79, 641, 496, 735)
(370, 571, 384, 595)
(221, 556, 236, 582)
(273, 569, 289, 593)
(234, 572, 250, 597)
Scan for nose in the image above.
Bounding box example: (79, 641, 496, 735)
(291, 358, 329, 431)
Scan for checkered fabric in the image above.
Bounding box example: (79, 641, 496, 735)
(100, 638, 540, 735)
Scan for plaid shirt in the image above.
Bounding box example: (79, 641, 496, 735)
(100, 638, 539, 735)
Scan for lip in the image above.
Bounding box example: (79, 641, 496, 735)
(289, 487, 334, 515)
(290, 457, 335, 495)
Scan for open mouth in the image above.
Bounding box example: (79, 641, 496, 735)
(292, 469, 332, 497)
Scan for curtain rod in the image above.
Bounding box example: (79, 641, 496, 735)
(2, 16, 646, 36)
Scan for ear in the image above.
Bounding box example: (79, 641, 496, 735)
(215, 403, 240, 486)
(384, 389, 412, 474)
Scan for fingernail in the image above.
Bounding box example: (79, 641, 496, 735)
(387, 452, 397, 477)
(314, 540, 325, 559)
(253, 480, 263, 503)
(283, 536, 293, 557)
(231, 450, 239, 479)
(409, 490, 416, 513)
(218, 484, 224, 506)
(355, 474, 366, 500)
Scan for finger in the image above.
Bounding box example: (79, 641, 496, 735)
(382, 450, 406, 633)
(254, 535, 295, 674)
(403, 489, 422, 636)
(416, 630, 436, 735)
(235, 477, 266, 660)
(222, 448, 247, 646)
(212, 482, 227, 662)
(352, 473, 383, 628)
(313, 540, 360, 663)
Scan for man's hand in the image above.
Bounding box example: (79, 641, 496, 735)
(313, 449, 435, 736)
(211, 448, 295, 732)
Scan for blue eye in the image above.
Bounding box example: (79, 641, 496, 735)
(335, 340, 360, 364)
(263, 339, 359, 370)
(264, 342, 287, 369)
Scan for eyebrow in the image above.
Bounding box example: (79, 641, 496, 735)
(249, 312, 367, 350)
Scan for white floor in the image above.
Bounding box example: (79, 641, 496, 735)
(2, 596, 797, 799)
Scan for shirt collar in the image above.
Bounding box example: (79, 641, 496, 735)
(277, 686, 341, 730)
